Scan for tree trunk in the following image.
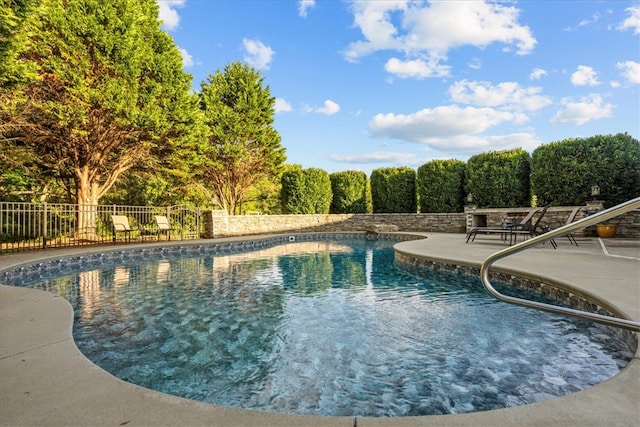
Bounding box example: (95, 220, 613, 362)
(75, 168, 100, 240)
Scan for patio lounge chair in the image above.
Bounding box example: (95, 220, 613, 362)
(540, 206, 581, 246)
(508, 205, 556, 248)
(111, 215, 136, 244)
(563, 206, 581, 246)
(154, 215, 176, 241)
(466, 207, 540, 244)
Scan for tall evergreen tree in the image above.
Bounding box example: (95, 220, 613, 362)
(0, 0, 206, 232)
(0, 0, 42, 200)
(0, 0, 39, 88)
(199, 61, 286, 215)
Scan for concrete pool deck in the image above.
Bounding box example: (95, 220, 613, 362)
(1, 233, 638, 426)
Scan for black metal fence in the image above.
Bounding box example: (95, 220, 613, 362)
(0, 202, 202, 253)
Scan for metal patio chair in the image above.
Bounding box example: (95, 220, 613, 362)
(466, 207, 540, 244)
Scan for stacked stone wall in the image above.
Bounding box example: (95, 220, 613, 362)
(464, 206, 639, 238)
(599, 210, 640, 238)
(203, 212, 466, 238)
(202, 207, 639, 239)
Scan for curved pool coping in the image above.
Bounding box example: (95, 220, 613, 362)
(1, 232, 638, 426)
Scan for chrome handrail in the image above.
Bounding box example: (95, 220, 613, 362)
(480, 197, 640, 331)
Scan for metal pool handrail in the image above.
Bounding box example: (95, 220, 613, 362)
(480, 197, 640, 332)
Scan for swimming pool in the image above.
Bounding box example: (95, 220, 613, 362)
(6, 235, 633, 417)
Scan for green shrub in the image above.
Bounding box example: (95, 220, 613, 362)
(330, 171, 369, 214)
(280, 166, 305, 214)
(304, 168, 332, 214)
(465, 148, 531, 208)
(370, 166, 416, 213)
(531, 133, 640, 207)
(417, 159, 466, 212)
(280, 166, 332, 214)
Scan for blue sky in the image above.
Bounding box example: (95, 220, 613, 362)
(157, 0, 640, 175)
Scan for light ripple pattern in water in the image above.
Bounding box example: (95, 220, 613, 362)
(21, 238, 632, 417)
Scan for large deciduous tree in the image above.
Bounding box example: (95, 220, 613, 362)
(0, 0, 205, 233)
(199, 61, 286, 215)
(0, 0, 42, 200)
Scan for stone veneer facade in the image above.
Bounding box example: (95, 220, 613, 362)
(203, 211, 466, 238)
(203, 207, 639, 239)
(465, 205, 639, 238)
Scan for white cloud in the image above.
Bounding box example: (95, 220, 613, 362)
(570, 65, 600, 86)
(343, 1, 405, 61)
(579, 12, 603, 27)
(618, 6, 640, 34)
(329, 151, 419, 165)
(530, 68, 547, 80)
(275, 98, 293, 114)
(344, 0, 536, 72)
(305, 99, 341, 115)
(157, 0, 185, 32)
(384, 57, 450, 79)
(242, 38, 275, 70)
(448, 80, 552, 112)
(550, 94, 614, 125)
(298, 0, 315, 18)
(467, 58, 482, 70)
(178, 47, 193, 67)
(403, 1, 537, 54)
(416, 133, 542, 152)
(616, 61, 640, 84)
(369, 105, 525, 148)
(564, 10, 612, 32)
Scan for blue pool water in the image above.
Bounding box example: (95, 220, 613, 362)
(14, 237, 632, 417)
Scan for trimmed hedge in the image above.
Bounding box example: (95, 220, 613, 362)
(330, 170, 369, 214)
(280, 166, 305, 214)
(279, 133, 637, 214)
(370, 166, 416, 213)
(465, 148, 531, 208)
(280, 167, 332, 214)
(417, 159, 466, 213)
(531, 133, 640, 207)
(304, 168, 332, 214)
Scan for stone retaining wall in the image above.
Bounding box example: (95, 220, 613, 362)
(465, 205, 639, 238)
(465, 206, 588, 234)
(599, 210, 640, 238)
(202, 207, 639, 239)
(203, 211, 466, 238)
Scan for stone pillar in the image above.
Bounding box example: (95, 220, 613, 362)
(202, 209, 228, 238)
(464, 204, 477, 233)
(585, 200, 604, 215)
